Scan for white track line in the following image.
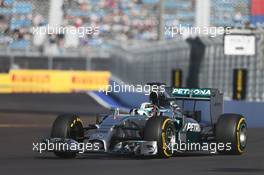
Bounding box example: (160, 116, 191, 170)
(0, 124, 50, 128)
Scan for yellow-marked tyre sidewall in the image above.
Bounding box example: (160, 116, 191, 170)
(161, 118, 174, 158)
(236, 118, 246, 154)
(143, 116, 176, 158)
(216, 114, 247, 155)
(51, 114, 84, 158)
(68, 117, 84, 142)
(70, 118, 81, 128)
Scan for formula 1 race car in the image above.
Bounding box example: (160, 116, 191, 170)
(41, 86, 247, 158)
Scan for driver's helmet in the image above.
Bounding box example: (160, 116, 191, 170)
(170, 101, 181, 112)
(137, 102, 159, 117)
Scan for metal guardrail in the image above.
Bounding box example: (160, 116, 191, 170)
(0, 46, 110, 71)
(199, 33, 264, 101)
(109, 31, 264, 102)
(109, 39, 191, 86)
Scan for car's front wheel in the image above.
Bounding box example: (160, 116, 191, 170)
(51, 114, 84, 158)
(144, 117, 176, 158)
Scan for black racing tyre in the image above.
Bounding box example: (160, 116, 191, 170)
(51, 114, 84, 158)
(216, 114, 247, 155)
(144, 117, 176, 158)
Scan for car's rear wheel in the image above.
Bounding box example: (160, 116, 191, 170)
(144, 117, 176, 158)
(216, 114, 247, 155)
(51, 114, 84, 158)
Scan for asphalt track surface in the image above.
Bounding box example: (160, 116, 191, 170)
(0, 93, 109, 115)
(0, 94, 263, 175)
(0, 112, 263, 175)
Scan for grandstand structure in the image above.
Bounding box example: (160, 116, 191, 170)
(210, 0, 250, 27)
(0, 0, 255, 54)
(0, 0, 49, 50)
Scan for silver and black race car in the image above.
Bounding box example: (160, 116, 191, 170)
(42, 86, 247, 158)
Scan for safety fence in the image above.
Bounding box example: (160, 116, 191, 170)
(109, 39, 191, 86)
(198, 33, 264, 101)
(109, 31, 264, 102)
(0, 51, 110, 72)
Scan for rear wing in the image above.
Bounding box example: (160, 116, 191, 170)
(165, 88, 220, 101)
(165, 87, 223, 125)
